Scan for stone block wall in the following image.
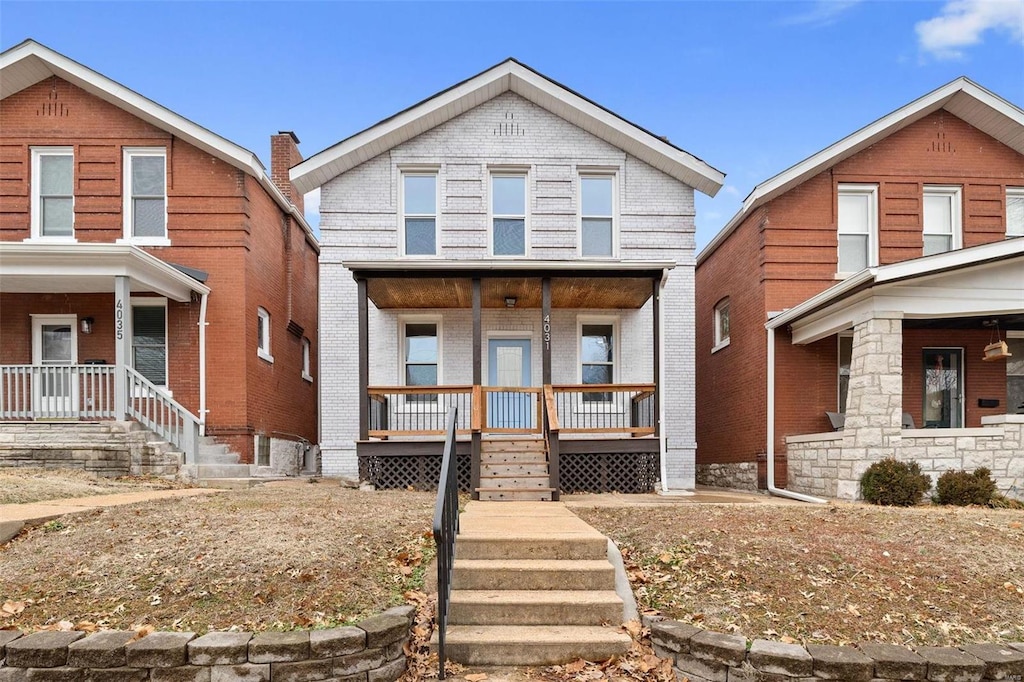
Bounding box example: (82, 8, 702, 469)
(649, 618, 1024, 682)
(0, 605, 414, 682)
(695, 462, 758, 491)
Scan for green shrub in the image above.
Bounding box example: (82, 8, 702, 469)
(935, 467, 998, 506)
(860, 458, 932, 506)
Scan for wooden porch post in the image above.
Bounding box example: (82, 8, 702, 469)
(114, 275, 132, 420)
(542, 277, 552, 385)
(471, 278, 482, 499)
(652, 277, 661, 438)
(357, 278, 369, 442)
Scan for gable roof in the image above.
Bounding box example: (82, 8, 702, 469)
(698, 77, 1024, 265)
(0, 39, 318, 249)
(290, 58, 725, 197)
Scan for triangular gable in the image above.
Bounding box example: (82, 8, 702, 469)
(290, 58, 725, 197)
(699, 77, 1024, 264)
(0, 39, 316, 243)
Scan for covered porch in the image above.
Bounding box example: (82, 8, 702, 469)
(0, 242, 210, 464)
(769, 240, 1024, 500)
(349, 260, 668, 499)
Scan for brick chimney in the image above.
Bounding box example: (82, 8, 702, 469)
(271, 131, 304, 215)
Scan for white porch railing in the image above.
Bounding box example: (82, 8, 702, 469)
(125, 366, 199, 465)
(0, 364, 117, 420)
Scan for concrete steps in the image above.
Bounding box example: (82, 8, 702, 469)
(437, 501, 631, 666)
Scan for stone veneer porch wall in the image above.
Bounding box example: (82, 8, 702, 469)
(0, 605, 414, 682)
(786, 417, 1024, 501)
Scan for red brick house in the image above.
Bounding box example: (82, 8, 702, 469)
(0, 40, 319, 477)
(696, 77, 1024, 501)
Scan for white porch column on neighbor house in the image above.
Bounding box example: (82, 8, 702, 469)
(113, 275, 133, 420)
(837, 310, 904, 499)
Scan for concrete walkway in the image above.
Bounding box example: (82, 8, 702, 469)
(0, 488, 222, 543)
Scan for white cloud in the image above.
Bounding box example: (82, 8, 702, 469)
(780, 0, 863, 27)
(916, 0, 1024, 59)
(722, 185, 741, 197)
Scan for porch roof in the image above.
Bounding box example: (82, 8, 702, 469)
(344, 259, 673, 309)
(0, 243, 211, 302)
(767, 239, 1024, 344)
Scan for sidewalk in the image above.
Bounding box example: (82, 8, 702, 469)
(0, 488, 223, 543)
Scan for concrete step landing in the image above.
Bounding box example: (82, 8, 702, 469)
(436, 625, 632, 666)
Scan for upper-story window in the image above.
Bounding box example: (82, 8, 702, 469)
(1007, 187, 1024, 238)
(713, 297, 730, 352)
(302, 337, 313, 382)
(31, 147, 75, 240)
(837, 184, 878, 274)
(491, 173, 527, 257)
(257, 307, 273, 363)
(123, 148, 167, 243)
(581, 175, 615, 257)
(922, 185, 962, 255)
(401, 171, 437, 256)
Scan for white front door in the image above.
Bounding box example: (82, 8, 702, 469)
(31, 314, 78, 416)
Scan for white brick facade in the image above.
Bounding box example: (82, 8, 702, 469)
(318, 91, 699, 487)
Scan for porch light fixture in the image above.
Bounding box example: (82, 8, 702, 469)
(504, 296, 517, 308)
(80, 317, 94, 335)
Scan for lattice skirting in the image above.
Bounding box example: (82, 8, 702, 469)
(559, 451, 659, 494)
(358, 453, 472, 492)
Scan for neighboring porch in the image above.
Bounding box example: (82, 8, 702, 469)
(0, 243, 210, 467)
(348, 261, 668, 499)
(769, 240, 1024, 500)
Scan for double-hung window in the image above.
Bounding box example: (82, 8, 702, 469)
(491, 173, 527, 256)
(580, 322, 614, 402)
(132, 302, 167, 387)
(922, 185, 962, 255)
(123, 148, 167, 242)
(404, 321, 439, 403)
(713, 298, 730, 352)
(302, 338, 313, 382)
(402, 172, 437, 255)
(1006, 188, 1024, 238)
(837, 184, 877, 274)
(31, 147, 75, 240)
(581, 175, 614, 257)
(257, 307, 273, 363)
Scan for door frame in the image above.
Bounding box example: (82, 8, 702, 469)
(30, 313, 79, 415)
(922, 346, 964, 428)
(484, 334, 533, 432)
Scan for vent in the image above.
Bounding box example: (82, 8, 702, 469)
(929, 131, 955, 154)
(494, 110, 525, 137)
(38, 78, 69, 118)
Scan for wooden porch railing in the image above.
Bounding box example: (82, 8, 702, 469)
(549, 383, 656, 435)
(367, 386, 475, 437)
(1, 364, 117, 420)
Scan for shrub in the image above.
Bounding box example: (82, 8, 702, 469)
(935, 467, 998, 506)
(860, 458, 932, 506)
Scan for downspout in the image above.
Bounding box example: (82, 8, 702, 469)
(658, 277, 669, 493)
(766, 325, 827, 503)
(198, 291, 209, 437)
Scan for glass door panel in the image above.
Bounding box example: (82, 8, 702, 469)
(487, 338, 531, 430)
(923, 349, 963, 428)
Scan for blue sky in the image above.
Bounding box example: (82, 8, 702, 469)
(2, 1, 1022, 249)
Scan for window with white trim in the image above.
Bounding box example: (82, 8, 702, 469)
(713, 298, 730, 351)
(838, 333, 853, 413)
(31, 147, 75, 239)
(923, 185, 962, 255)
(491, 173, 527, 256)
(257, 307, 273, 362)
(401, 171, 437, 255)
(132, 301, 167, 386)
(123, 148, 167, 242)
(837, 184, 878, 273)
(1007, 187, 1024, 238)
(403, 320, 439, 402)
(580, 321, 615, 402)
(302, 337, 313, 382)
(580, 175, 614, 257)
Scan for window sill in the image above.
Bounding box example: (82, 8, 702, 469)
(117, 237, 171, 247)
(711, 339, 730, 354)
(258, 350, 275, 364)
(302, 372, 314, 383)
(23, 236, 78, 244)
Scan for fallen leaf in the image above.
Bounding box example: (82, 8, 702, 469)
(465, 674, 488, 681)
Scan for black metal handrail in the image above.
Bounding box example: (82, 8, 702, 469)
(432, 407, 459, 679)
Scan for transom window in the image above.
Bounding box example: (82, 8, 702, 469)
(257, 307, 273, 362)
(581, 175, 614, 257)
(404, 321, 439, 402)
(123, 148, 167, 241)
(837, 184, 878, 274)
(581, 322, 614, 402)
(491, 173, 527, 256)
(923, 185, 962, 255)
(31, 147, 75, 239)
(1007, 188, 1024, 238)
(402, 172, 437, 255)
(132, 303, 167, 386)
(713, 298, 730, 351)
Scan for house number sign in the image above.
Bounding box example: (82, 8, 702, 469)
(543, 314, 551, 351)
(115, 298, 124, 340)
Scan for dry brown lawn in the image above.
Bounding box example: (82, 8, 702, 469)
(1, 481, 435, 633)
(576, 502, 1024, 647)
(0, 468, 184, 505)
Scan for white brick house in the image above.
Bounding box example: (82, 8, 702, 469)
(292, 60, 723, 495)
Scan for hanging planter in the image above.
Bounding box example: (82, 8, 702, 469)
(982, 340, 1012, 362)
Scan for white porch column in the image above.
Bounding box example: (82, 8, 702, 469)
(113, 275, 133, 420)
(837, 310, 904, 499)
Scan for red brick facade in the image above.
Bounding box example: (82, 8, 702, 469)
(696, 109, 1024, 488)
(0, 78, 319, 461)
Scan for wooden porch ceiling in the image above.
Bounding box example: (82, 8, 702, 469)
(366, 276, 655, 309)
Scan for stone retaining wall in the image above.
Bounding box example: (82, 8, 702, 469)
(695, 462, 758, 491)
(0, 605, 414, 682)
(649, 618, 1024, 682)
